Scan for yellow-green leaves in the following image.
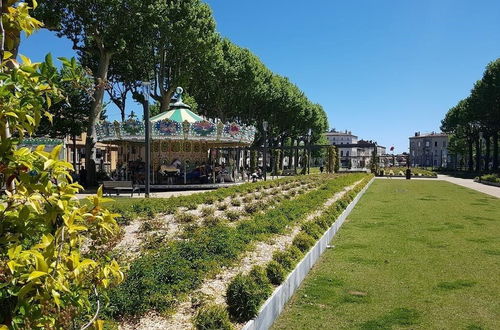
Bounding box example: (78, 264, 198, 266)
(1, 3, 123, 328)
(27, 270, 47, 282)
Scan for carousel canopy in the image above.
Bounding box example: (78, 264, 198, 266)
(96, 87, 256, 146)
(150, 107, 204, 123)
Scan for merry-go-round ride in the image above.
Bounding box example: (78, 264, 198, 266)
(95, 88, 256, 187)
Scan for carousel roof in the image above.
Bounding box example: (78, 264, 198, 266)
(95, 87, 256, 146)
(150, 107, 204, 123)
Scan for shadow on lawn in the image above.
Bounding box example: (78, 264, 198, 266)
(436, 280, 476, 291)
(359, 307, 420, 330)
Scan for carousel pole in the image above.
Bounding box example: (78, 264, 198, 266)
(142, 81, 151, 198)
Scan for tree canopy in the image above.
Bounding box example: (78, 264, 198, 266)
(441, 58, 500, 171)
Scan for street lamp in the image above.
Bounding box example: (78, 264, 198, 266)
(479, 131, 484, 181)
(142, 81, 151, 198)
(262, 121, 268, 181)
(307, 128, 312, 175)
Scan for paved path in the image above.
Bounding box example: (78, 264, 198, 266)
(437, 174, 500, 198)
(376, 175, 500, 198)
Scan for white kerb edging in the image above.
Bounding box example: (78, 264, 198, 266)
(242, 177, 375, 330)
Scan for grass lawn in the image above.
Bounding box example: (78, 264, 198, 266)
(273, 180, 500, 330)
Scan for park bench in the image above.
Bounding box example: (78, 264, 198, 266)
(282, 169, 296, 176)
(102, 181, 140, 197)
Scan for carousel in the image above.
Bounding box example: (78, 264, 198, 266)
(95, 87, 256, 186)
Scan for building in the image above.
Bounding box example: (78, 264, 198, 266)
(324, 130, 386, 169)
(409, 132, 449, 167)
(325, 130, 358, 167)
(64, 132, 119, 174)
(20, 133, 119, 174)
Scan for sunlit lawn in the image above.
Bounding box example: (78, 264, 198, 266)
(273, 180, 500, 329)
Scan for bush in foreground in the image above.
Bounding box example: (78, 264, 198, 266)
(266, 260, 287, 285)
(193, 304, 234, 330)
(293, 232, 316, 253)
(226, 267, 272, 323)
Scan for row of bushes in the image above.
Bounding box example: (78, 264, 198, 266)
(103, 174, 369, 319)
(108, 175, 326, 224)
(220, 175, 373, 325)
(479, 173, 500, 183)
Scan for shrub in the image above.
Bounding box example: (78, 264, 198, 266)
(242, 195, 253, 203)
(293, 232, 316, 252)
(226, 270, 271, 323)
(201, 206, 216, 217)
(272, 247, 303, 271)
(193, 304, 234, 330)
(244, 203, 260, 214)
(266, 260, 286, 285)
(204, 196, 216, 205)
(230, 199, 242, 207)
(301, 222, 324, 239)
(225, 210, 240, 222)
(217, 203, 228, 211)
(204, 216, 223, 227)
(176, 211, 197, 223)
(186, 201, 198, 210)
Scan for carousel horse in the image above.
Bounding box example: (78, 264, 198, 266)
(159, 159, 182, 176)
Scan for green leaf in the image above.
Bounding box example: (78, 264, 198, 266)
(27, 271, 47, 282)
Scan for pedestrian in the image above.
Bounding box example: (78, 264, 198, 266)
(79, 166, 87, 189)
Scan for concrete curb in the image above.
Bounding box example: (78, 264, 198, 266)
(242, 177, 375, 330)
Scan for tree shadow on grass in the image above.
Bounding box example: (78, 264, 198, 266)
(436, 280, 476, 291)
(359, 307, 420, 330)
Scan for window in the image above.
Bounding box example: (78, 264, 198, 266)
(434, 141, 438, 147)
(443, 141, 446, 147)
(340, 151, 344, 156)
(418, 142, 421, 147)
(346, 151, 349, 156)
(425, 141, 430, 147)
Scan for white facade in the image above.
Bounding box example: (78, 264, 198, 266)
(409, 132, 449, 167)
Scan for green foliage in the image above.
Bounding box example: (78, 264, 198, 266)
(293, 233, 317, 253)
(272, 248, 302, 272)
(226, 268, 271, 323)
(0, 4, 122, 328)
(104, 174, 371, 319)
(193, 304, 234, 330)
(266, 260, 286, 285)
(301, 222, 324, 239)
(480, 173, 500, 183)
(225, 210, 240, 222)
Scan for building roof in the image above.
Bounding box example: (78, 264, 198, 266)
(409, 132, 448, 139)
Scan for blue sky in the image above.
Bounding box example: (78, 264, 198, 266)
(20, 0, 500, 152)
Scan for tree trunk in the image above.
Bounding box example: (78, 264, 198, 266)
(85, 50, 112, 186)
(475, 138, 481, 173)
(485, 135, 491, 172)
(468, 141, 473, 172)
(72, 134, 77, 171)
(160, 87, 175, 112)
(492, 131, 499, 172)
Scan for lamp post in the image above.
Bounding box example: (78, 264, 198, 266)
(479, 132, 483, 181)
(142, 81, 151, 198)
(263, 121, 268, 181)
(307, 128, 312, 175)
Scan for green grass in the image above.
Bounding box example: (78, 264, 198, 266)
(273, 180, 500, 330)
